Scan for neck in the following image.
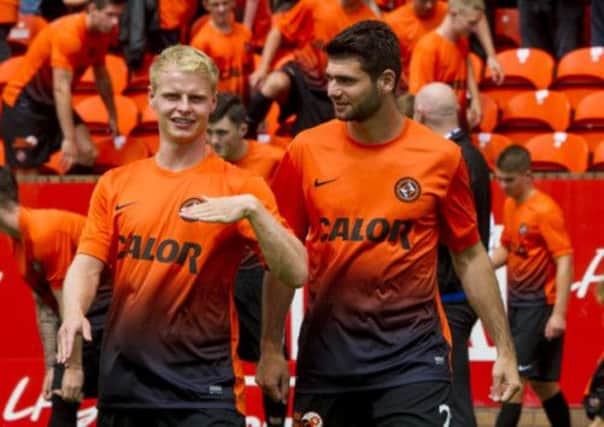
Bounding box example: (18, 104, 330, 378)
(347, 97, 405, 145)
(0, 205, 21, 239)
(427, 122, 459, 137)
(155, 137, 209, 172)
(230, 139, 249, 162)
(212, 16, 233, 33)
(515, 184, 535, 204)
(437, 16, 458, 42)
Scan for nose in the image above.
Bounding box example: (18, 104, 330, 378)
(327, 80, 341, 99)
(176, 96, 192, 112)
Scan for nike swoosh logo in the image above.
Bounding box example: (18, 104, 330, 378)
(314, 178, 338, 187)
(115, 201, 136, 211)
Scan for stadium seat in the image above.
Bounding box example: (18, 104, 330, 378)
(568, 91, 604, 152)
(7, 14, 48, 54)
(130, 133, 159, 156)
(93, 136, 151, 173)
(471, 132, 513, 170)
(478, 93, 499, 133)
(525, 132, 589, 173)
(496, 90, 571, 144)
(0, 55, 23, 91)
(481, 48, 555, 108)
(137, 104, 158, 132)
(75, 54, 129, 97)
(494, 8, 521, 49)
(590, 139, 604, 170)
(552, 47, 604, 109)
(75, 94, 140, 136)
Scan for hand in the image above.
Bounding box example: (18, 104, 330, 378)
(249, 68, 268, 90)
(487, 56, 505, 85)
(60, 139, 78, 172)
(466, 102, 482, 130)
(57, 311, 91, 365)
(179, 195, 257, 224)
(55, 365, 84, 402)
(490, 352, 521, 403)
(544, 312, 566, 340)
(42, 367, 55, 400)
(76, 142, 98, 167)
(255, 350, 290, 404)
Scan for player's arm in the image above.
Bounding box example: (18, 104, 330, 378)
(490, 245, 509, 269)
(451, 242, 520, 402)
(33, 291, 60, 399)
(596, 280, 604, 305)
(93, 64, 119, 136)
(250, 26, 282, 88)
(545, 254, 573, 339)
(466, 57, 482, 129)
(243, 0, 260, 30)
(256, 271, 295, 403)
(53, 67, 78, 169)
(474, 15, 504, 85)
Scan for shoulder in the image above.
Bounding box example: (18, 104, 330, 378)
(95, 157, 155, 192)
(27, 209, 85, 243)
(406, 120, 461, 161)
(534, 190, 563, 217)
(51, 13, 86, 46)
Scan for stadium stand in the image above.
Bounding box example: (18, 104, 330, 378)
(525, 132, 589, 173)
(569, 90, 604, 152)
(472, 132, 513, 171)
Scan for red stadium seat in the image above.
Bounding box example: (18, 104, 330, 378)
(494, 8, 521, 49)
(552, 47, 604, 109)
(75, 54, 129, 95)
(590, 139, 604, 170)
(481, 48, 555, 108)
(568, 90, 604, 152)
(496, 90, 571, 144)
(525, 132, 589, 173)
(478, 93, 499, 133)
(75, 94, 140, 136)
(472, 132, 513, 170)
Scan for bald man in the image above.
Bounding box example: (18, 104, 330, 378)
(414, 82, 492, 427)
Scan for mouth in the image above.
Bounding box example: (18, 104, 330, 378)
(170, 117, 196, 130)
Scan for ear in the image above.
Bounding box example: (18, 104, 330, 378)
(238, 122, 248, 139)
(87, 1, 97, 14)
(378, 69, 397, 93)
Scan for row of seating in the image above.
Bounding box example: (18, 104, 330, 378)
(474, 131, 604, 173)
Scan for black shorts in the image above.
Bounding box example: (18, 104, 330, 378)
(293, 381, 451, 427)
(52, 328, 103, 398)
(97, 408, 245, 427)
(1, 90, 83, 168)
(508, 305, 564, 381)
(233, 262, 264, 362)
(279, 62, 334, 135)
(584, 357, 604, 420)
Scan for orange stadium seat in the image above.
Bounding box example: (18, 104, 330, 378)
(481, 48, 555, 108)
(7, 14, 48, 54)
(478, 93, 499, 133)
(0, 55, 23, 91)
(494, 8, 521, 49)
(472, 132, 513, 170)
(590, 140, 604, 170)
(525, 132, 589, 173)
(568, 91, 604, 152)
(123, 54, 156, 112)
(75, 94, 140, 136)
(93, 136, 150, 173)
(74, 54, 129, 107)
(552, 47, 604, 109)
(496, 90, 571, 144)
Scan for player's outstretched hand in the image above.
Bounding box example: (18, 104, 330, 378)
(57, 312, 91, 364)
(490, 352, 521, 403)
(256, 350, 290, 405)
(179, 195, 257, 224)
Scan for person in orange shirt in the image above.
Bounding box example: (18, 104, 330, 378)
(0, 0, 17, 61)
(408, 0, 484, 129)
(0, 0, 125, 174)
(190, 0, 254, 103)
(384, 0, 503, 85)
(208, 92, 287, 427)
(256, 20, 520, 427)
(0, 166, 110, 427)
(491, 145, 574, 427)
(56, 45, 307, 427)
(584, 281, 604, 427)
(245, 0, 379, 137)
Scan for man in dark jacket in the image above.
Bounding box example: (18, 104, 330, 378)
(414, 81, 492, 427)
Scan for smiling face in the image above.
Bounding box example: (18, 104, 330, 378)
(150, 65, 217, 146)
(207, 116, 246, 161)
(326, 57, 384, 122)
(89, 2, 124, 34)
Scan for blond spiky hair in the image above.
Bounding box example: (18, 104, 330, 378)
(149, 45, 219, 93)
(449, 0, 485, 12)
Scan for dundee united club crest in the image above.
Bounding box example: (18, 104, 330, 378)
(394, 177, 421, 202)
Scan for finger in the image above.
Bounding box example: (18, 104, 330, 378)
(500, 382, 521, 402)
(82, 320, 92, 342)
(58, 328, 74, 364)
(279, 373, 290, 404)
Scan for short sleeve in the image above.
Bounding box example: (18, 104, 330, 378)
(271, 148, 308, 240)
(539, 202, 573, 258)
(77, 175, 116, 263)
(51, 30, 80, 71)
(408, 35, 436, 95)
(439, 155, 480, 253)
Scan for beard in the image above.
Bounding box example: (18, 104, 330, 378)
(332, 87, 382, 122)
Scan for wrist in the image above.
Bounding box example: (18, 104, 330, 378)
(244, 195, 262, 220)
(260, 339, 284, 356)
